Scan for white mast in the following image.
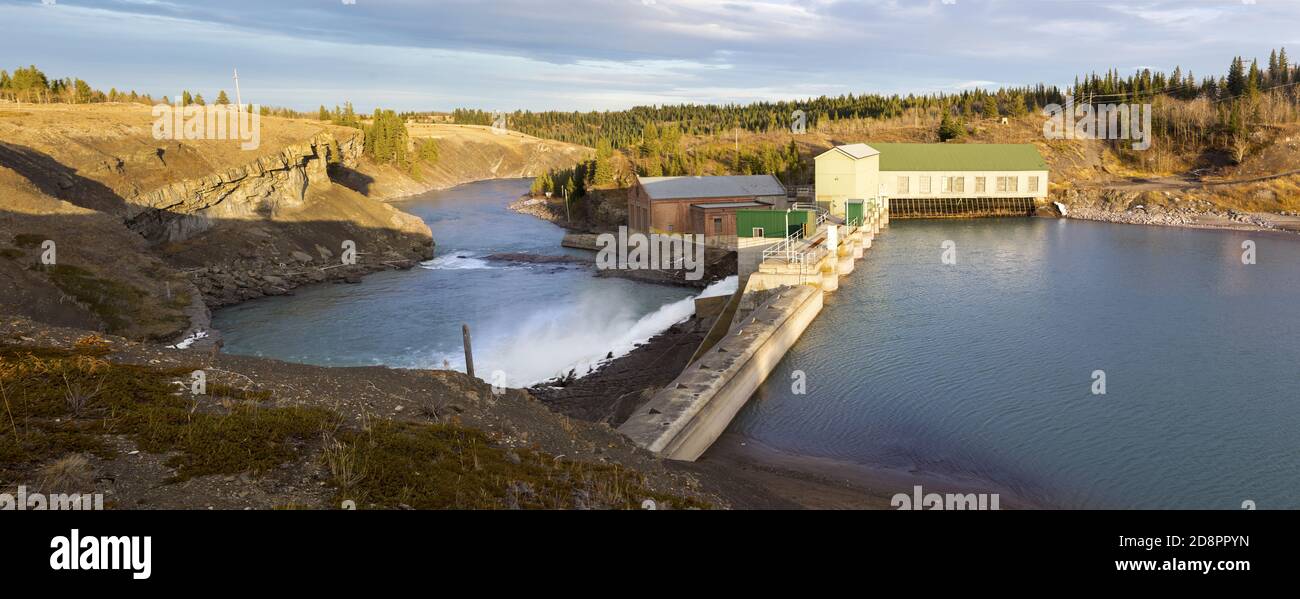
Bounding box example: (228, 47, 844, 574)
(233, 68, 243, 111)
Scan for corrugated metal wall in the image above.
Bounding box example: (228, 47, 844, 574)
(736, 209, 812, 238)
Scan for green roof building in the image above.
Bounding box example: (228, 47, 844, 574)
(815, 143, 1049, 209)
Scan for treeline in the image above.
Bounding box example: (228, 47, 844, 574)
(459, 48, 1300, 157)
(1072, 48, 1295, 103)
(0, 64, 153, 104)
(1064, 49, 1300, 163)
(456, 87, 1061, 149)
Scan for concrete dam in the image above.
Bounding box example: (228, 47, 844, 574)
(618, 198, 890, 461)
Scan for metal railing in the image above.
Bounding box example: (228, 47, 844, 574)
(791, 202, 830, 228)
(761, 227, 807, 264)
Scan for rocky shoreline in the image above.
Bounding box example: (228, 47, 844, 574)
(1064, 204, 1292, 231)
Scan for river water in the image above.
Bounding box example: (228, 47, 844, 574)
(213, 179, 703, 387)
(724, 218, 1300, 509)
(215, 180, 1300, 509)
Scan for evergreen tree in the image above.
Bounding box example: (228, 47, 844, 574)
(982, 96, 999, 119)
(1246, 60, 1262, 99)
(181, 90, 193, 106)
(1226, 57, 1246, 96)
(938, 112, 964, 141)
(364, 109, 411, 168)
(593, 138, 616, 185)
(216, 90, 230, 105)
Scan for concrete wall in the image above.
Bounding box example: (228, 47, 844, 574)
(881, 169, 1049, 199)
(617, 285, 824, 461)
(736, 235, 780, 281)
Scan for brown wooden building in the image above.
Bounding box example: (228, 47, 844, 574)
(628, 175, 788, 239)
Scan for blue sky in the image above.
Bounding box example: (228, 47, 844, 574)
(2, 0, 1297, 112)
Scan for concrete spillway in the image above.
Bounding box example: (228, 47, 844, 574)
(619, 200, 887, 461)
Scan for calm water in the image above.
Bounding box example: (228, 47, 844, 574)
(724, 218, 1300, 509)
(213, 179, 700, 387)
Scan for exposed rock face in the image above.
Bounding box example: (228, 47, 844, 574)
(126, 133, 348, 243)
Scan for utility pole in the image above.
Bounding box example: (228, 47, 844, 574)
(734, 125, 739, 169)
(564, 187, 570, 223)
(462, 324, 475, 379)
(232, 68, 243, 112)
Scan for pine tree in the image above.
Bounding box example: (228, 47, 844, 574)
(938, 112, 964, 141)
(982, 96, 998, 119)
(1226, 57, 1246, 96)
(216, 90, 230, 105)
(593, 138, 615, 185)
(1246, 60, 1262, 99)
(193, 93, 206, 106)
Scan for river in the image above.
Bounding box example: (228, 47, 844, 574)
(213, 179, 704, 387)
(722, 217, 1300, 509)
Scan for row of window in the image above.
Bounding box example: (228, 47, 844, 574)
(898, 175, 1039, 195)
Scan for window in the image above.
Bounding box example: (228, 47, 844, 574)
(996, 176, 1019, 193)
(752, 227, 765, 238)
(713, 216, 723, 235)
(920, 176, 931, 194)
(944, 176, 964, 194)
(941, 177, 950, 193)
(1028, 176, 1039, 193)
(975, 177, 986, 193)
(897, 176, 910, 194)
(1008, 176, 1018, 192)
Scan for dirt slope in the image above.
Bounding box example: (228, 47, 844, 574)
(355, 123, 593, 200)
(0, 103, 433, 343)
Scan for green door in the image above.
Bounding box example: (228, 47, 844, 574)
(846, 200, 864, 226)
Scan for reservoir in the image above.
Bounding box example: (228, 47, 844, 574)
(722, 218, 1300, 509)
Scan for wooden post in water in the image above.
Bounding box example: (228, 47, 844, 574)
(462, 324, 475, 379)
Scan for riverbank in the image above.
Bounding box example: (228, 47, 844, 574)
(1064, 205, 1300, 234)
(0, 316, 803, 509)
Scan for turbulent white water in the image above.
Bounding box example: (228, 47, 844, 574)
(430, 275, 738, 387)
(419, 252, 497, 270)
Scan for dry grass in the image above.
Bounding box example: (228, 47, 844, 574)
(38, 453, 93, 493)
(0, 342, 706, 509)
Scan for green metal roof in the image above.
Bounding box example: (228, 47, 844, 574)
(869, 143, 1047, 172)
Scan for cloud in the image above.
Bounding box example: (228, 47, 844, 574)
(1, 0, 1297, 111)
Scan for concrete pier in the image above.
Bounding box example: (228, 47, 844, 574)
(619, 198, 889, 461)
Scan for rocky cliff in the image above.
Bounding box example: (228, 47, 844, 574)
(126, 132, 348, 243)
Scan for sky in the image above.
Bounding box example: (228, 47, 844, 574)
(1, 0, 1298, 113)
